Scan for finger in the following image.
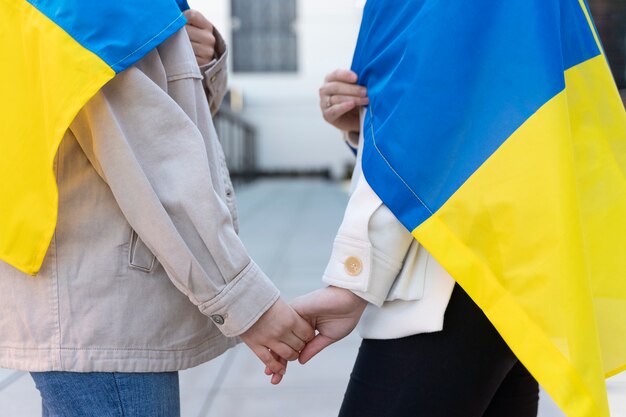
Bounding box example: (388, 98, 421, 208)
(269, 351, 287, 385)
(320, 81, 367, 99)
(183, 9, 214, 31)
(268, 342, 300, 362)
(273, 351, 288, 370)
(298, 334, 336, 365)
(322, 95, 369, 109)
(324, 69, 358, 84)
(292, 315, 315, 345)
(190, 42, 215, 65)
(265, 353, 286, 373)
(252, 346, 287, 375)
(191, 41, 215, 57)
(323, 101, 357, 123)
(265, 351, 288, 385)
(281, 333, 306, 354)
(195, 55, 212, 66)
(186, 25, 216, 48)
(271, 373, 284, 385)
(273, 314, 311, 353)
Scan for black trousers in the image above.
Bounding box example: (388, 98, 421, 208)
(338, 285, 539, 417)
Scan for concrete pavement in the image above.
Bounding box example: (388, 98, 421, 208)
(1, 179, 625, 416)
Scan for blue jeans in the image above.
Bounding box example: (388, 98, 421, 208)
(30, 372, 180, 417)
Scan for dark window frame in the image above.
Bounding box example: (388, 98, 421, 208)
(589, 0, 626, 88)
(231, 0, 298, 73)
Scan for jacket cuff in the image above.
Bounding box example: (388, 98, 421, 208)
(199, 261, 280, 337)
(200, 27, 228, 115)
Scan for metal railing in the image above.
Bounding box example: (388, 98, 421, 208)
(213, 107, 257, 184)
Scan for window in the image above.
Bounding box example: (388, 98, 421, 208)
(231, 0, 298, 73)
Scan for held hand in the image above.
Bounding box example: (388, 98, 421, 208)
(319, 69, 369, 133)
(291, 286, 368, 364)
(240, 298, 314, 385)
(184, 10, 216, 66)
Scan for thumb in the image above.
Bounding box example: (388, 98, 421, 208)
(290, 298, 314, 323)
(291, 291, 327, 319)
(298, 334, 335, 365)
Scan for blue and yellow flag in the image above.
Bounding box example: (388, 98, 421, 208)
(353, 0, 626, 416)
(0, 0, 190, 274)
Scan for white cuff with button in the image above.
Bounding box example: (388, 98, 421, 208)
(322, 235, 372, 292)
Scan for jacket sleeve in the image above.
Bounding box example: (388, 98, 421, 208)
(199, 27, 228, 116)
(69, 64, 279, 338)
(322, 173, 415, 307)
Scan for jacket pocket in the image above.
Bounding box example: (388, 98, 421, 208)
(129, 230, 158, 272)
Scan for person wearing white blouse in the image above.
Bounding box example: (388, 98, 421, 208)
(289, 69, 539, 417)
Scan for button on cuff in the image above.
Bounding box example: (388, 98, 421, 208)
(344, 256, 363, 276)
(211, 314, 225, 325)
(199, 261, 280, 337)
(322, 236, 372, 292)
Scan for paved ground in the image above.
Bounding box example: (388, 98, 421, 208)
(1, 179, 625, 416)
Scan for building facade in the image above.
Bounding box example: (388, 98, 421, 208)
(193, 0, 364, 179)
(193, 1, 625, 178)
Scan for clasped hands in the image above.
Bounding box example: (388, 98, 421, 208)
(239, 69, 370, 384)
(185, 8, 372, 385)
(240, 286, 368, 385)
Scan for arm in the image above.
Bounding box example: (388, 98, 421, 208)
(70, 54, 311, 380)
(323, 174, 415, 307)
(319, 68, 413, 306)
(184, 9, 228, 115)
(289, 129, 419, 368)
(292, 174, 414, 363)
(289, 70, 410, 363)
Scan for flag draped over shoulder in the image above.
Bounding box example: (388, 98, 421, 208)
(0, 0, 190, 275)
(352, 0, 626, 416)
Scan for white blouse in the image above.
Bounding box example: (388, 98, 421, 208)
(322, 109, 455, 339)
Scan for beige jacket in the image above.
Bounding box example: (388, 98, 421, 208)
(0, 29, 279, 372)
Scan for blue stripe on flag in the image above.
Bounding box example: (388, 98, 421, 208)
(27, 0, 187, 72)
(353, 0, 600, 231)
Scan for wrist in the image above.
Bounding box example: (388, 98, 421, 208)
(327, 285, 368, 310)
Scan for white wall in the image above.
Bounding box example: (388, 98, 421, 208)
(190, 0, 363, 178)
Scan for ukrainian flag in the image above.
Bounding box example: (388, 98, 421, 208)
(0, 0, 190, 274)
(352, 0, 626, 416)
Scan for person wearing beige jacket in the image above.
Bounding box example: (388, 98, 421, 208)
(0, 10, 312, 417)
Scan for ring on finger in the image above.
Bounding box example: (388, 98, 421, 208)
(326, 95, 332, 108)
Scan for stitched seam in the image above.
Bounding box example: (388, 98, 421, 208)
(199, 262, 255, 310)
(112, 14, 185, 69)
(167, 71, 202, 82)
(334, 235, 371, 249)
(0, 333, 224, 353)
(128, 231, 156, 272)
(113, 374, 126, 417)
(53, 151, 62, 370)
(229, 292, 279, 337)
(368, 105, 434, 215)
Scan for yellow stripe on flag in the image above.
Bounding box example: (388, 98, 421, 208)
(413, 54, 626, 417)
(0, 0, 114, 274)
